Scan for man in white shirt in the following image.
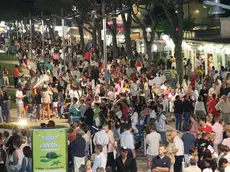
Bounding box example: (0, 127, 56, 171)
(130, 79, 138, 104)
(184, 157, 201, 172)
(93, 124, 109, 159)
(145, 124, 161, 171)
(171, 131, 184, 172)
(92, 144, 106, 172)
(120, 123, 136, 158)
(15, 85, 25, 118)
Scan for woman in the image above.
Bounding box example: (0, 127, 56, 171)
(194, 96, 206, 123)
(13, 65, 20, 88)
(107, 122, 115, 168)
(9, 140, 24, 172)
(6, 126, 21, 156)
(189, 114, 198, 138)
(3, 67, 9, 87)
(166, 135, 177, 172)
(19, 146, 32, 172)
(129, 106, 139, 132)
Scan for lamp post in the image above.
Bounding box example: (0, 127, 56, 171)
(102, 2, 108, 96)
(61, 8, 66, 69)
(41, 12, 45, 56)
(29, 13, 32, 58)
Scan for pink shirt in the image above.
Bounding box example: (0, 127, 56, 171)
(190, 121, 198, 138)
(222, 138, 230, 148)
(212, 122, 223, 144)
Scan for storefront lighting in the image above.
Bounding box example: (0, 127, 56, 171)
(226, 48, 230, 55)
(215, 48, 221, 54)
(18, 119, 28, 127)
(198, 45, 204, 51)
(162, 34, 169, 41)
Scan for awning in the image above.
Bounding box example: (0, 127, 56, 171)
(67, 28, 79, 35)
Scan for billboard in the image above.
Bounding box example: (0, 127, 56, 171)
(32, 128, 67, 172)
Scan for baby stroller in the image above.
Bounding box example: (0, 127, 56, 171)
(62, 104, 70, 119)
(134, 124, 145, 152)
(69, 106, 81, 124)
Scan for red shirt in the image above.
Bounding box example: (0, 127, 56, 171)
(208, 98, 219, 117)
(84, 52, 90, 61)
(13, 68, 19, 78)
(200, 124, 212, 133)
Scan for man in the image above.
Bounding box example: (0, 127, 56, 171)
(151, 144, 171, 172)
(68, 121, 81, 143)
(182, 95, 193, 126)
(184, 157, 201, 172)
(146, 124, 161, 171)
(70, 131, 86, 172)
(170, 66, 177, 88)
(182, 125, 195, 166)
(93, 124, 109, 159)
(92, 144, 107, 172)
(84, 102, 94, 127)
(219, 158, 230, 172)
(115, 147, 137, 172)
(15, 85, 25, 118)
(130, 79, 138, 104)
(208, 93, 219, 117)
(212, 117, 223, 154)
(155, 104, 167, 144)
(120, 123, 136, 158)
(78, 99, 87, 120)
(2, 86, 10, 122)
(215, 95, 230, 123)
(171, 130, 184, 172)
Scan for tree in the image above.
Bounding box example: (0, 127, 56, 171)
(156, 0, 186, 84)
(117, 0, 133, 59)
(131, 2, 164, 65)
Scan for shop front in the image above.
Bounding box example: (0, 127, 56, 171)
(183, 40, 230, 75)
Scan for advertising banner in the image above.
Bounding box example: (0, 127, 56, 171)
(32, 128, 67, 172)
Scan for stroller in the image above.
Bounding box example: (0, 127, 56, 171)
(134, 124, 145, 151)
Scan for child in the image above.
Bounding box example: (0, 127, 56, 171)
(0, 143, 7, 172)
(27, 104, 37, 122)
(3, 131, 9, 144)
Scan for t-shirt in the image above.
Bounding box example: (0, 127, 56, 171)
(16, 90, 23, 104)
(146, 132, 161, 156)
(182, 133, 195, 154)
(200, 125, 212, 133)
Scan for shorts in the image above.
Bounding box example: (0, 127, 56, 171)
(53, 102, 58, 107)
(147, 154, 156, 161)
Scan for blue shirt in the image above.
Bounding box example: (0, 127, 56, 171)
(182, 133, 195, 154)
(152, 155, 171, 170)
(19, 157, 32, 172)
(70, 136, 86, 157)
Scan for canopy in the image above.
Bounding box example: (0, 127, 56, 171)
(67, 28, 79, 35)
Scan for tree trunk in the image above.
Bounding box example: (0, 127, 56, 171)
(112, 18, 118, 59)
(78, 24, 85, 50)
(146, 42, 152, 65)
(92, 27, 97, 49)
(97, 24, 103, 57)
(175, 42, 183, 84)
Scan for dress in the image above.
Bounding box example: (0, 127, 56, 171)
(166, 143, 175, 172)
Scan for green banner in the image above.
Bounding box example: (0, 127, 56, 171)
(32, 128, 67, 172)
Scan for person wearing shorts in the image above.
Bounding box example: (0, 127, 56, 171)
(146, 124, 161, 172)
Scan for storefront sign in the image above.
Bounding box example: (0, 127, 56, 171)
(32, 128, 67, 172)
(130, 32, 140, 40)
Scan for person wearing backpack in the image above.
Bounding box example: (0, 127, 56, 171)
(19, 146, 32, 172)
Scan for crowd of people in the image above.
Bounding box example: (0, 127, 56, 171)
(1, 33, 230, 172)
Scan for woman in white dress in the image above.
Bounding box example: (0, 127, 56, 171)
(9, 140, 24, 172)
